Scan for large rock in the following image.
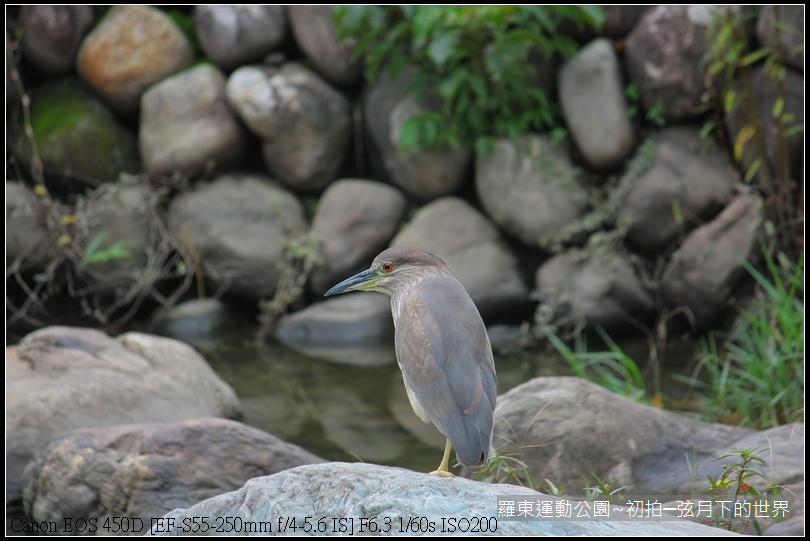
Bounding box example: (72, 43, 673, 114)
(391, 197, 530, 319)
(617, 127, 738, 254)
(559, 38, 634, 170)
(23, 418, 325, 534)
(19, 5, 93, 75)
(6, 326, 241, 502)
(492, 377, 757, 494)
(363, 71, 471, 200)
(661, 193, 765, 331)
(64, 179, 184, 321)
(475, 135, 589, 250)
(226, 63, 351, 192)
(287, 6, 363, 86)
(167, 173, 306, 300)
(76, 5, 194, 115)
(534, 242, 656, 331)
(155, 298, 251, 349)
(146, 462, 740, 536)
(490, 377, 803, 535)
(72, 179, 159, 278)
(195, 6, 286, 70)
(308, 179, 407, 296)
(140, 64, 246, 176)
(625, 6, 736, 122)
(6, 181, 58, 273)
(275, 294, 396, 366)
(9, 78, 140, 187)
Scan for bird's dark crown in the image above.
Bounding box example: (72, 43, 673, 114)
(373, 246, 449, 270)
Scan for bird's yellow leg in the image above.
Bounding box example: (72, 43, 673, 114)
(429, 438, 454, 477)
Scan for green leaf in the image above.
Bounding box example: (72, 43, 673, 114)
(772, 97, 785, 118)
(743, 158, 763, 183)
(426, 31, 458, 67)
(522, 6, 555, 31)
(577, 5, 607, 30)
(740, 48, 771, 66)
(84, 232, 107, 256)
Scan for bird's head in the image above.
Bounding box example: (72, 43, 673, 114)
(324, 246, 454, 298)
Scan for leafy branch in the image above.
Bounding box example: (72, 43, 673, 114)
(335, 5, 604, 155)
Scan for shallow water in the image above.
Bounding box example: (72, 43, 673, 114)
(180, 323, 573, 475)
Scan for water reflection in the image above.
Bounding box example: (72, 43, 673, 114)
(183, 324, 565, 474)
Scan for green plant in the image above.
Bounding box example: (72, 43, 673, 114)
(256, 234, 323, 341)
(583, 472, 627, 502)
(476, 449, 538, 490)
(626, 83, 667, 128)
(645, 102, 667, 128)
(703, 447, 783, 534)
(543, 326, 648, 401)
(701, 7, 803, 252)
(6, 22, 194, 334)
(678, 248, 804, 428)
(334, 5, 604, 155)
(540, 478, 566, 497)
(80, 232, 132, 266)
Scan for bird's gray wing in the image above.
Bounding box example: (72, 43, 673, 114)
(393, 278, 497, 465)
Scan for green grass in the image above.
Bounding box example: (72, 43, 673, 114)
(543, 326, 647, 402)
(542, 247, 803, 430)
(678, 249, 804, 428)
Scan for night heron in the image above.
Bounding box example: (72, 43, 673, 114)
(324, 246, 497, 476)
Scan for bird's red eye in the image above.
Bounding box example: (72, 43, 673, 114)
(381, 262, 394, 273)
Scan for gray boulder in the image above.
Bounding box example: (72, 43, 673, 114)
(275, 294, 396, 366)
(226, 63, 351, 192)
(625, 6, 736, 122)
(19, 5, 93, 75)
(661, 193, 765, 331)
(167, 173, 306, 300)
(391, 197, 530, 318)
(155, 298, 251, 349)
(763, 489, 804, 536)
(146, 462, 740, 536)
(308, 179, 407, 296)
(475, 135, 589, 250)
(535, 242, 656, 331)
(6, 181, 59, 273)
(76, 5, 194, 115)
(363, 72, 471, 200)
(140, 64, 246, 176)
(287, 6, 363, 86)
(9, 78, 140, 186)
(70, 179, 163, 301)
(617, 126, 738, 254)
(23, 418, 325, 535)
(491, 377, 802, 535)
(559, 38, 634, 170)
(195, 6, 286, 70)
(491, 377, 755, 495)
(6, 326, 241, 502)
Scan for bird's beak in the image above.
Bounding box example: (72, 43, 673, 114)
(324, 268, 379, 297)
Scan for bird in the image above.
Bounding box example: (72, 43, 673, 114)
(324, 245, 497, 476)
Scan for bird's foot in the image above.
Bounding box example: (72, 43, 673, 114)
(428, 469, 454, 477)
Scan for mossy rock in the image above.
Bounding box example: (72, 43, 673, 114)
(11, 78, 140, 188)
